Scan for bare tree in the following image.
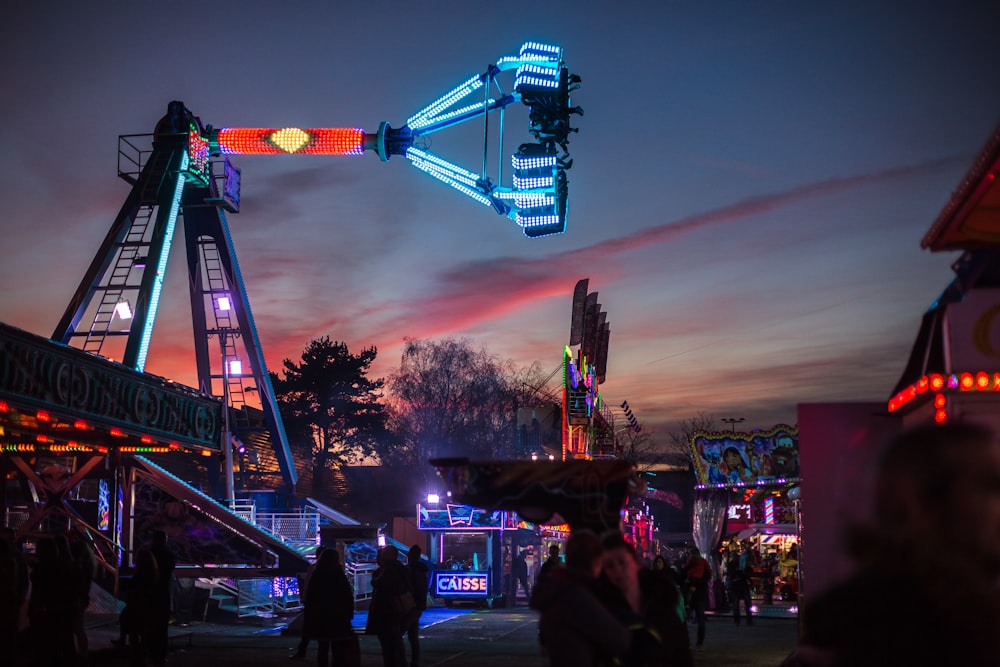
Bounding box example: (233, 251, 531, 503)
(387, 337, 528, 465)
(666, 412, 717, 466)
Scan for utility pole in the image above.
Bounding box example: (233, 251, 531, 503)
(722, 417, 745, 433)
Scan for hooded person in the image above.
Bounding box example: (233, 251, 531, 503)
(530, 530, 631, 667)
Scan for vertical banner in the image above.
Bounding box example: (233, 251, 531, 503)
(570, 278, 589, 346)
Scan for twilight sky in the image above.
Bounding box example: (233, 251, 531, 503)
(2, 1, 999, 440)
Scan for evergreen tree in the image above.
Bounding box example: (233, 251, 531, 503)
(271, 337, 392, 498)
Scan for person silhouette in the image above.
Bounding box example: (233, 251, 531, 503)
(784, 422, 1000, 665)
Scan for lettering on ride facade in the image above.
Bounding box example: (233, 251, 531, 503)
(0, 323, 219, 448)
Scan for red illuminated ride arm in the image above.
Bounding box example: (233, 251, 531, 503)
(216, 127, 368, 155)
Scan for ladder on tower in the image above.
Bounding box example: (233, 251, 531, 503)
(200, 239, 250, 432)
(77, 144, 173, 357)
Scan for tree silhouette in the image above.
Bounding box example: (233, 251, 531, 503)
(387, 337, 533, 467)
(271, 337, 392, 499)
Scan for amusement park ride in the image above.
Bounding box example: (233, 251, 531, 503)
(0, 42, 588, 582)
(53, 41, 580, 495)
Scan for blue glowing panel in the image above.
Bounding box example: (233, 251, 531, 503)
(136, 153, 187, 372)
(514, 64, 560, 91)
(406, 148, 494, 208)
(407, 75, 485, 130)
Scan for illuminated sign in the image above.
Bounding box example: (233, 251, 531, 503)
(98, 478, 110, 530)
(217, 127, 365, 155)
(727, 504, 751, 521)
(435, 572, 488, 597)
(417, 503, 513, 530)
(186, 123, 211, 184)
(223, 158, 241, 212)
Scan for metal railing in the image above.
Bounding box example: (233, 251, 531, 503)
(347, 561, 377, 601)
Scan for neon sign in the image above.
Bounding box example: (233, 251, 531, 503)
(186, 123, 211, 184)
(417, 503, 512, 530)
(435, 572, 488, 597)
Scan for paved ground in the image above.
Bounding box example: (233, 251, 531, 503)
(15, 605, 799, 666)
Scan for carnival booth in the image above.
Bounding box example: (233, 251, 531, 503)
(689, 424, 802, 611)
(416, 501, 520, 606)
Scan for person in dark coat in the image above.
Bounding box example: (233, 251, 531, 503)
(724, 544, 753, 625)
(783, 422, 1000, 666)
(70, 539, 97, 660)
(405, 545, 431, 667)
(536, 544, 564, 585)
(368, 545, 412, 667)
(27, 535, 78, 666)
(513, 549, 531, 602)
(0, 528, 27, 662)
(292, 545, 327, 660)
(127, 548, 160, 667)
(530, 529, 632, 666)
(599, 533, 693, 667)
(146, 529, 176, 667)
(303, 549, 356, 667)
(682, 546, 711, 649)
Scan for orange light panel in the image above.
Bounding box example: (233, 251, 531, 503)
(217, 128, 365, 155)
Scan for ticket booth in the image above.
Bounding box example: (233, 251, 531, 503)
(417, 501, 516, 606)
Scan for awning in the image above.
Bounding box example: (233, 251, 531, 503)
(738, 523, 797, 540)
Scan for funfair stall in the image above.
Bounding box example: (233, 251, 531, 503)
(689, 424, 801, 611)
(416, 501, 520, 606)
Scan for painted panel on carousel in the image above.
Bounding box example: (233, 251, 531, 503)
(690, 424, 799, 488)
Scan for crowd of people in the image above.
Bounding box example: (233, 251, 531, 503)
(0, 527, 178, 667)
(5, 421, 996, 667)
(530, 529, 695, 667)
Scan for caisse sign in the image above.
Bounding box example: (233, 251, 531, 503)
(435, 572, 488, 597)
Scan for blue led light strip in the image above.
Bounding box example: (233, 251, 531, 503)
(406, 149, 494, 208)
(409, 99, 499, 132)
(513, 175, 554, 189)
(514, 64, 560, 90)
(407, 75, 485, 128)
(406, 148, 482, 187)
(135, 152, 188, 372)
(496, 42, 562, 71)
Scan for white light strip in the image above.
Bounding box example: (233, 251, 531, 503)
(515, 64, 560, 90)
(136, 152, 188, 372)
(409, 99, 497, 131)
(512, 155, 557, 170)
(517, 213, 561, 227)
(407, 75, 484, 127)
(406, 148, 481, 184)
(513, 175, 554, 189)
(520, 42, 562, 59)
(407, 151, 493, 207)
